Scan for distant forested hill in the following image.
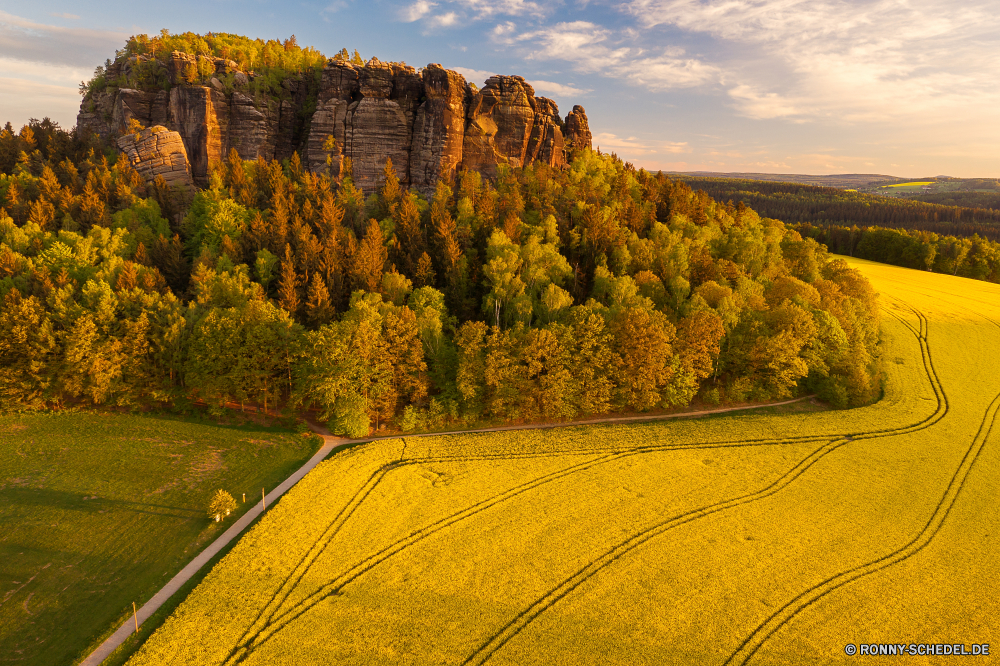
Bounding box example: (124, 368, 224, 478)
(674, 177, 1000, 242)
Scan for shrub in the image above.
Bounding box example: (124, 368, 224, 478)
(208, 489, 237, 522)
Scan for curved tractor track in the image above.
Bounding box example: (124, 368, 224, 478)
(223, 304, 944, 665)
(462, 304, 950, 665)
(722, 305, 1000, 665)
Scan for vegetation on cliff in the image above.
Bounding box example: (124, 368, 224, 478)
(81, 31, 330, 100)
(0, 119, 882, 433)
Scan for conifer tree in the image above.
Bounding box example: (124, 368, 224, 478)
(350, 219, 388, 293)
(306, 271, 333, 327)
(278, 243, 300, 315)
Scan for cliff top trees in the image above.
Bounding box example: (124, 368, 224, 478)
(1, 143, 884, 432)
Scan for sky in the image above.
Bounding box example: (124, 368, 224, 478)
(2, 0, 999, 178)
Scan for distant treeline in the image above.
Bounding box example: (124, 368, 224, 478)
(676, 177, 1000, 242)
(1, 119, 883, 434)
(912, 191, 1000, 211)
(792, 223, 1000, 283)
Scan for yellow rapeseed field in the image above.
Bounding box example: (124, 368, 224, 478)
(126, 258, 1000, 665)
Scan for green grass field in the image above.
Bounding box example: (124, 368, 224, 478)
(0, 413, 319, 665)
(125, 257, 1000, 665)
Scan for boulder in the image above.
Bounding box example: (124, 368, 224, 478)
(116, 126, 194, 188)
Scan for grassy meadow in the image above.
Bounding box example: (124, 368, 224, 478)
(0, 413, 319, 666)
(125, 257, 1000, 665)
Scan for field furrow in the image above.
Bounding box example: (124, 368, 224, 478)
(123, 258, 1000, 666)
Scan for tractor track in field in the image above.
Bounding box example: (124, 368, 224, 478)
(724, 394, 1000, 665)
(223, 304, 945, 664)
(722, 306, 1000, 665)
(460, 303, 951, 665)
(223, 437, 832, 665)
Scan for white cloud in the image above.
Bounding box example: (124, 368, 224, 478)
(449, 66, 497, 86)
(403, 0, 550, 30)
(0, 57, 92, 86)
(0, 10, 126, 67)
(493, 21, 517, 40)
(593, 132, 690, 156)
(511, 21, 720, 91)
(48, 12, 80, 20)
(452, 0, 548, 19)
(528, 79, 590, 97)
(727, 84, 799, 120)
(400, 0, 436, 22)
(426, 11, 459, 28)
(0, 77, 81, 128)
(626, 0, 1000, 123)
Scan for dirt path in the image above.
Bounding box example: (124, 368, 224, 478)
(342, 395, 817, 443)
(79, 395, 812, 664)
(79, 435, 342, 666)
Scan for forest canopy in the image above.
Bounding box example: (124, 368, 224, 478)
(0, 119, 882, 435)
(678, 177, 1000, 242)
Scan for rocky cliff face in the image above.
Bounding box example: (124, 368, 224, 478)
(79, 54, 592, 194)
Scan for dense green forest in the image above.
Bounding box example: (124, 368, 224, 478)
(677, 177, 1000, 242)
(791, 223, 1000, 282)
(0, 119, 882, 435)
(899, 190, 1000, 211)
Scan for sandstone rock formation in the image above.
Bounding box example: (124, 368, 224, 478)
(79, 54, 593, 194)
(410, 64, 467, 192)
(116, 126, 194, 188)
(564, 105, 593, 154)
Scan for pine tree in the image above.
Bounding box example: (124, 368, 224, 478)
(305, 271, 333, 327)
(415, 252, 436, 288)
(115, 261, 139, 292)
(394, 190, 425, 276)
(278, 243, 300, 315)
(379, 158, 401, 219)
(350, 219, 388, 293)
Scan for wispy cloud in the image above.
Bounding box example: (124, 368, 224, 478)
(400, 0, 436, 22)
(528, 79, 590, 97)
(427, 11, 459, 28)
(0, 10, 126, 67)
(626, 0, 1000, 122)
(0, 77, 82, 127)
(449, 66, 496, 85)
(48, 12, 80, 20)
(593, 132, 690, 156)
(507, 21, 720, 91)
(398, 0, 551, 31)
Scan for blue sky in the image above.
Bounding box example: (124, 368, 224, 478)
(2, 0, 998, 177)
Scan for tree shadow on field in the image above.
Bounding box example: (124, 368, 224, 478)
(0, 487, 201, 520)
